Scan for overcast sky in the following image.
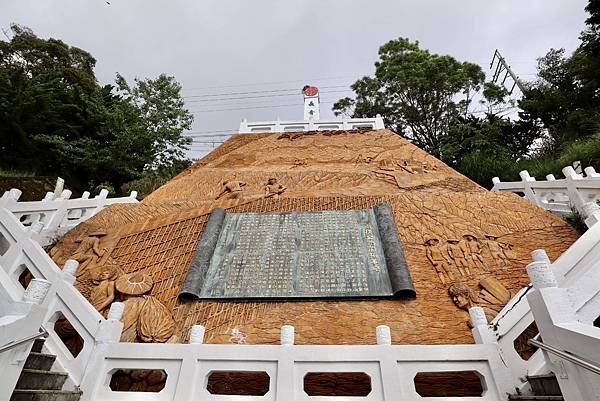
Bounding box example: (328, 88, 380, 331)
(1, 0, 589, 158)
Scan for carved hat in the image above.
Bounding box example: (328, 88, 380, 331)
(424, 238, 439, 245)
(115, 272, 154, 295)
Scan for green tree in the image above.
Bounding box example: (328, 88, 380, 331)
(333, 38, 485, 156)
(0, 25, 193, 193)
(519, 0, 600, 153)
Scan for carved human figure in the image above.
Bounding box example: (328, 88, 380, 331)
(485, 234, 509, 267)
(446, 239, 471, 277)
(425, 239, 454, 284)
(499, 242, 518, 260)
(71, 231, 108, 277)
(89, 263, 122, 313)
(215, 180, 247, 200)
(448, 279, 509, 322)
(461, 234, 487, 271)
(264, 178, 287, 198)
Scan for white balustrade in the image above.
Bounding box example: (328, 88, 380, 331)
(0, 278, 50, 400)
(0, 187, 138, 246)
(239, 115, 385, 133)
(491, 218, 600, 394)
(492, 165, 600, 226)
(0, 207, 105, 386)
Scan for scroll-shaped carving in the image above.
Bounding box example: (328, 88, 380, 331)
(137, 296, 175, 343)
(179, 208, 226, 299)
(373, 203, 416, 298)
(71, 231, 107, 277)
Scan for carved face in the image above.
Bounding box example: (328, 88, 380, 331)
(448, 283, 474, 310)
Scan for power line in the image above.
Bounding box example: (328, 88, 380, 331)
(183, 85, 348, 99)
(181, 74, 363, 92)
(189, 99, 337, 113)
(184, 89, 352, 104)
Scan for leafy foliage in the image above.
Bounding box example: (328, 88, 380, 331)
(333, 38, 484, 157)
(0, 25, 192, 193)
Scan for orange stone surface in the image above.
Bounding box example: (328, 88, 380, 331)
(50, 129, 579, 345)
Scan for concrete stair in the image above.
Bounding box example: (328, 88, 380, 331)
(10, 338, 81, 401)
(508, 373, 564, 401)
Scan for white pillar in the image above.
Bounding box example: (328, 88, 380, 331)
(22, 279, 52, 304)
(107, 302, 125, 321)
(280, 325, 295, 345)
(376, 325, 391, 345)
(584, 166, 600, 178)
(492, 177, 501, 185)
(527, 261, 558, 289)
(469, 307, 488, 328)
(188, 325, 205, 344)
(519, 170, 535, 181)
(531, 249, 551, 265)
(546, 174, 556, 181)
(582, 202, 600, 227)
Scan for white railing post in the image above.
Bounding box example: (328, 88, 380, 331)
(469, 307, 496, 344)
(61, 259, 79, 285)
(280, 325, 294, 345)
(519, 170, 541, 206)
(376, 325, 392, 345)
(95, 302, 124, 344)
(582, 202, 600, 228)
(584, 166, 600, 178)
(188, 325, 205, 344)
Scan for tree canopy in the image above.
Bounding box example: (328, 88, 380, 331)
(333, 38, 484, 157)
(0, 25, 192, 193)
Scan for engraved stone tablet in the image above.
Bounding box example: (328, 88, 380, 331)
(179, 204, 415, 300)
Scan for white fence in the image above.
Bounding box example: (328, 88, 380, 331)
(1, 183, 600, 399)
(526, 257, 600, 400)
(0, 207, 106, 387)
(491, 165, 600, 227)
(489, 214, 600, 396)
(239, 115, 386, 133)
(0, 278, 50, 400)
(0, 188, 138, 246)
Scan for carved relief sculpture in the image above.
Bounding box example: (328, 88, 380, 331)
(89, 263, 123, 313)
(71, 231, 107, 277)
(264, 178, 287, 198)
(215, 180, 247, 200)
(448, 278, 511, 322)
(425, 239, 454, 285)
(484, 234, 509, 267)
(446, 239, 471, 277)
(461, 235, 487, 272)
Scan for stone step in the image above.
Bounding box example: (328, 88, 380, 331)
(509, 396, 564, 401)
(10, 389, 82, 401)
(527, 374, 562, 397)
(31, 338, 46, 353)
(15, 369, 68, 391)
(24, 352, 56, 371)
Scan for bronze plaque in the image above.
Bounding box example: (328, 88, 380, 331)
(180, 205, 415, 300)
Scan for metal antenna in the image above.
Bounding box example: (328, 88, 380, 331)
(490, 50, 526, 94)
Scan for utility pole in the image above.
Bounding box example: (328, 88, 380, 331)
(490, 50, 526, 94)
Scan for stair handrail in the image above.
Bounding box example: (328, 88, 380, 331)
(0, 328, 48, 354)
(528, 338, 600, 376)
(0, 207, 106, 385)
